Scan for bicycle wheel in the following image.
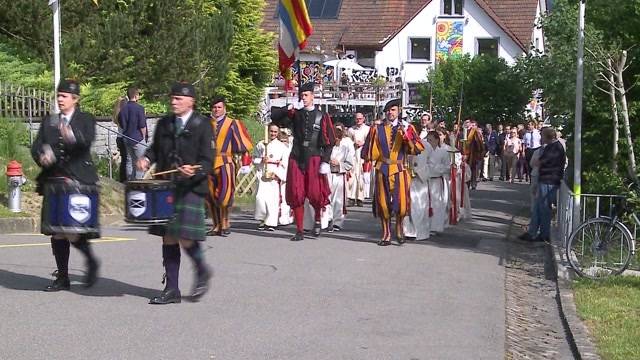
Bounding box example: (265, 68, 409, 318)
(566, 218, 633, 279)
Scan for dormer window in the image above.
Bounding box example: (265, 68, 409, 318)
(442, 0, 463, 16)
(306, 0, 342, 19)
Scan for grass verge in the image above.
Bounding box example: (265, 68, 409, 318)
(573, 276, 640, 360)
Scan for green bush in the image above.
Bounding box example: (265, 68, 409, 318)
(0, 42, 52, 90)
(0, 118, 30, 159)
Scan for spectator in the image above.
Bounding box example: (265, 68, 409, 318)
(519, 128, 566, 242)
(484, 123, 498, 181)
(118, 87, 147, 179)
(496, 124, 507, 181)
(503, 128, 521, 183)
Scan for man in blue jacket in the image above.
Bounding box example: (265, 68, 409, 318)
(118, 87, 147, 179)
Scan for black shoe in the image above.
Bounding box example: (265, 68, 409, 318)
(517, 233, 533, 241)
(84, 258, 99, 288)
(312, 222, 321, 237)
(290, 232, 304, 241)
(149, 288, 182, 305)
(257, 223, 266, 231)
(356, 200, 363, 207)
(266, 226, 276, 232)
(222, 228, 231, 235)
(347, 199, 355, 207)
(333, 225, 342, 232)
(377, 240, 391, 246)
(44, 273, 70, 292)
(206, 227, 220, 236)
(531, 236, 549, 243)
(327, 221, 334, 233)
(191, 267, 212, 302)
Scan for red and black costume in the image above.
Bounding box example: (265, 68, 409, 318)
(271, 104, 336, 240)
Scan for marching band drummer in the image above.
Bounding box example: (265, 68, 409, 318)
(137, 82, 214, 305)
(31, 79, 101, 291)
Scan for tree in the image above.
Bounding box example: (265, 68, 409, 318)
(421, 55, 529, 126)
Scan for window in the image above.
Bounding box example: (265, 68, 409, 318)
(477, 38, 499, 57)
(305, 0, 342, 19)
(407, 83, 422, 104)
(409, 38, 431, 61)
(442, 0, 463, 16)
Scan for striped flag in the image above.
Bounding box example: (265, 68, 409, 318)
(278, 0, 313, 86)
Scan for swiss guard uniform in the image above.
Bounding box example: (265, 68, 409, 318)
(270, 82, 336, 241)
(362, 99, 424, 245)
(31, 79, 100, 291)
(206, 98, 253, 235)
(142, 82, 214, 304)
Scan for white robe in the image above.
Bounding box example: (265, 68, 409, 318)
(253, 140, 288, 227)
(347, 124, 371, 200)
(327, 137, 355, 228)
(427, 145, 452, 233)
(279, 140, 293, 225)
(404, 148, 432, 240)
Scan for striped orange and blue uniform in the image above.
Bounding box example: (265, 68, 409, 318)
(207, 116, 253, 208)
(362, 122, 424, 221)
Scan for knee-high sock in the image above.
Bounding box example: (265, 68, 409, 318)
(293, 206, 304, 233)
(396, 216, 404, 236)
(184, 242, 206, 275)
(51, 238, 70, 275)
(71, 235, 96, 264)
(162, 244, 181, 291)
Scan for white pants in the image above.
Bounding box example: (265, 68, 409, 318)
(328, 173, 346, 228)
(303, 200, 331, 230)
(404, 177, 431, 240)
(279, 182, 293, 225)
(254, 179, 281, 227)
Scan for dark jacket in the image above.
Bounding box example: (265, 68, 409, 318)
(497, 131, 507, 156)
(145, 111, 214, 195)
(118, 101, 147, 143)
(485, 130, 498, 155)
(31, 110, 99, 194)
(538, 140, 566, 185)
(271, 106, 335, 169)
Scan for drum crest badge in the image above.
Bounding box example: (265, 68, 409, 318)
(128, 191, 147, 217)
(69, 194, 92, 223)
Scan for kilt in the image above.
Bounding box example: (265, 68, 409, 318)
(149, 190, 207, 241)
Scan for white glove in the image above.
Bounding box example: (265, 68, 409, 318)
(239, 165, 252, 175)
(319, 162, 331, 175)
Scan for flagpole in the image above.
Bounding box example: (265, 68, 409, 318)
(297, 58, 302, 102)
(50, 0, 61, 114)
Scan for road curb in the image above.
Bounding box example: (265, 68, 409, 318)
(550, 230, 602, 360)
(0, 217, 37, 234)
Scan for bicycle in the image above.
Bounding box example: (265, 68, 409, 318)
(565, 202, 639, 279)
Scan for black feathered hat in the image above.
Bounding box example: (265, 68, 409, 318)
(299, 82, 315, 94)
(57, 79, 80, 95)
(169, 82, 196, 98)
(383, 98, 401, 112)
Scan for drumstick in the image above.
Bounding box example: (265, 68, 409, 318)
(151, 165, 202, 177)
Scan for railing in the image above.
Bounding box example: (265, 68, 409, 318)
(557, 181, 638, 250)
(268, 81, 402, 103)
(0, 82, 53, 119)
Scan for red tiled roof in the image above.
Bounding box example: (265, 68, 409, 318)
(260, 0, 539, 52)
(483, 0, 539, 49)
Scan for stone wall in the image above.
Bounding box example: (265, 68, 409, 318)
(25, 117, 160, 157)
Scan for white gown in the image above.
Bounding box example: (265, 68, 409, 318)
(427, 145, 452, 233)
(347, 124, 371, 201)
(327, 137, 355, 228)
(253, 140, 289, 227)
(279, 139, 293, 225)
(404, 147, 432, 240)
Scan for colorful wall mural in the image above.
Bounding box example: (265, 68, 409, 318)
(435, 20, 464, 63)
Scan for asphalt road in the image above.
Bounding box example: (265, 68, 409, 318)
(0, 180, 529, 360)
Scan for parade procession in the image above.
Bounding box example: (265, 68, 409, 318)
(8, 0, 631, 358)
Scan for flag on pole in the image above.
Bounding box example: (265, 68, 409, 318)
(278, 0, 313, 90)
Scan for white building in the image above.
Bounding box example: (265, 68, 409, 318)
(262, 0, 547, 108)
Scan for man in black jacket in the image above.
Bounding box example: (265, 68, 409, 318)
(137, 82, 214, 304)
(31, 79, 100, 291)
(519, 127, 566, 242)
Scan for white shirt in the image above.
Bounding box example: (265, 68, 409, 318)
(176, 110, 193, 129)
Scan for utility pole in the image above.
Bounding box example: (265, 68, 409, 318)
(49, 0, 61, 114)
(573, 0, 586, 229)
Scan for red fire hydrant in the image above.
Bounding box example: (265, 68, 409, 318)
(6, 160, 26, 212)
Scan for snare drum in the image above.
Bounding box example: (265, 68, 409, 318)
(41, 177, 100, 236)
(125, 180, 175, 224)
